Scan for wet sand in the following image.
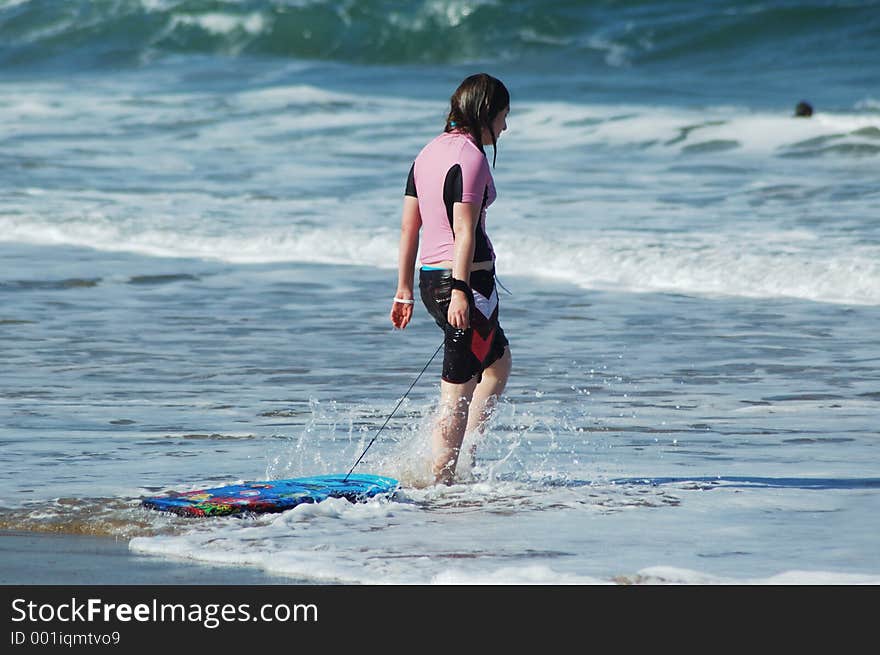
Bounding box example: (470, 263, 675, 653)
(0, 530, 299, 585)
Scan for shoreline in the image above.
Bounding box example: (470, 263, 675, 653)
(0, 530, 300, 585)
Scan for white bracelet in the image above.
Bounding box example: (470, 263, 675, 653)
(393, 297, 415, 305)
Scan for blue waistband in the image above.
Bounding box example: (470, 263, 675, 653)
(420, 265, 451, 271)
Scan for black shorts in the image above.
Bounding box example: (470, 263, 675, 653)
(419, 267, 509, 384)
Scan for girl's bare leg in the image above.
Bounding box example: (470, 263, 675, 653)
(432, 377, 478, 484)
(467, 347, 511, 436)
(434, 348, 512, 483)
(461, 347, 512, 469)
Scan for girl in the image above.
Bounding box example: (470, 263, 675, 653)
(390, 73, 512, 485)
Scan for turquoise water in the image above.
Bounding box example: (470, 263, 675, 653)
(1, 0, 879, 583)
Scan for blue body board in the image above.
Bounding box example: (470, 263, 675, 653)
(142, 473, 399, 517)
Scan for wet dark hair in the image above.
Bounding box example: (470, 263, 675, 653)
(444, 73, 510, 167)
(794, 100, 813, 117)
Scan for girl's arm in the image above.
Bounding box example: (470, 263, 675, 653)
(390, 195, 421, 329)
(447, 201, 478, 330)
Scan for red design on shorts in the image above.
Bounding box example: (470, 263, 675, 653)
(471, 327, 495, 364)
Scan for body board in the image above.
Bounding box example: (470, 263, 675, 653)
(142, 473, 398, 517)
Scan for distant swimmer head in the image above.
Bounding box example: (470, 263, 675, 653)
(445, 73, 510, 166)
(795, 101, 814, 117)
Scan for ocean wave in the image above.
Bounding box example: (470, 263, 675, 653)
(3, 215, 878, 307)
(511, 101, 880, 155)
(855, 98, 880, 112)
(0, 0, 570, 68)
(128, 486, 880, 585)
(498, 230, 880, 307)
(2, 73, 878, 307)
(1, 0, 878, 72)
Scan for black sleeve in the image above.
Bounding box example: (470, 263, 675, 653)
(404, 163, 417, 197)
(442, 164, 463, 226)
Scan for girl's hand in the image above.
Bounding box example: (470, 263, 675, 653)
(447, 290, 470, 330)
(390, 292, 414, 329)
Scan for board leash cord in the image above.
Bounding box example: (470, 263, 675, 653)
(344, 340, 444, 482)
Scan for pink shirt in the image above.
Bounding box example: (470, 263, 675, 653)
(405, 131, 496, 264)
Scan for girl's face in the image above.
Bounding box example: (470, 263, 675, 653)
(483, 106, 509, 145)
